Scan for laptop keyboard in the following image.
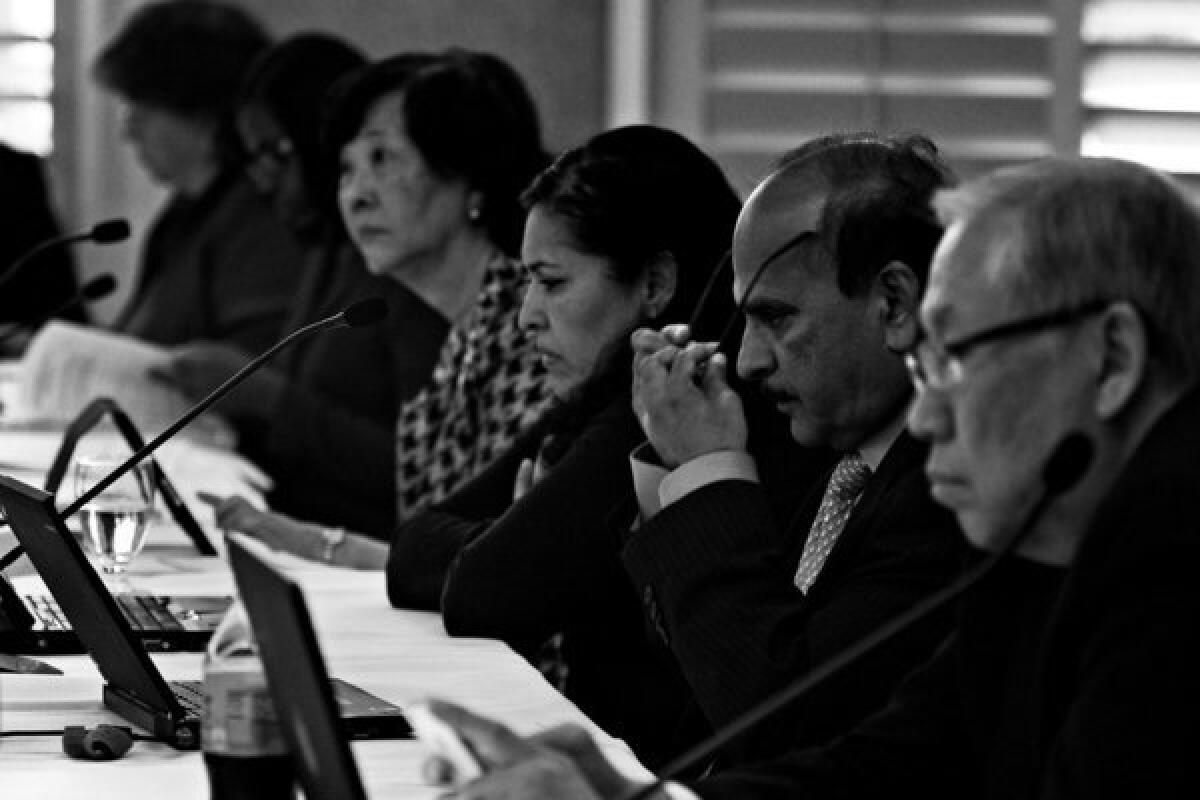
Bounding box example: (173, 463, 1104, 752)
(26, 593, 184, 632)
(171, 680, 205, 715)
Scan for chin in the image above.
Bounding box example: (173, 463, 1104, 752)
(360, 252, 398, 277)
(786, 417, 825, 449)
(957, 511, 1015, 554)
(547, 372, 581, 400)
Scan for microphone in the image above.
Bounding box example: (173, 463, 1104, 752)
(0, 297, 389, 571)
(77, 273, 120, 301)
(0, 275, 118, 348)
(625, 433, 1094, 800)
(0, 219, 131, 292)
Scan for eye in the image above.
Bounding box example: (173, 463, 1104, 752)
(369, 145, 396, 170)
(535, 275, 566, 293)
(523, 266, 566, 294)
(747, 306, 792, 333)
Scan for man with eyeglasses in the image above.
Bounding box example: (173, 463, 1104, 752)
(417, 156, 1200, 800)
(603, 133, 967, 765)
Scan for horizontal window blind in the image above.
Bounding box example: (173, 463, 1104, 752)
(0, 0, 53, 155)
(661, 0, 1062, 191)
(1080, 0, 1200, 193)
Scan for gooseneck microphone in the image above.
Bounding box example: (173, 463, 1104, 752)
(74, 273, 120, 302)
(625, 433, 1094, 800)
(0, 297, 388, 572)
(0, 219, 131, 292)
(0, 275, 118, 349)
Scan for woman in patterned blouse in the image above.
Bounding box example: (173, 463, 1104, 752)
(201, 49, 554, 557)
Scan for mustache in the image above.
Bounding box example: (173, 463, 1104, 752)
(759, 385, 793, 405)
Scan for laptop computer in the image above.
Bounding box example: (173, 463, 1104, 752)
(0, 571, 230, 654)
(226, 536, 412, 747)
(227, 536, 378, 799)
(0, 474, 410, 750)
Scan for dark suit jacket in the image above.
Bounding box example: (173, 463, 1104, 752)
(235, 236, 449, 534)
(390, 387, 696, 766)
(0, 144, 84, 326)
(696, 389, 1200, 800)
(623, 431, 965, 763)
(114, 169, 304, 353)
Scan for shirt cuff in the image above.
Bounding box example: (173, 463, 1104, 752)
(630, 442, 669, 520)
(663, 781, 702, 800)
(659, 450, 759, 508)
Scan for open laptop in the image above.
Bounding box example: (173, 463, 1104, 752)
(226, 536, 412, 746)
(0, 570, 230, 654)
(0, 474, 410, 750)
(227, 536, 383, 799)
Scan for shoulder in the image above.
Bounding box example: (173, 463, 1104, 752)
(1070, 390, 1200, 587)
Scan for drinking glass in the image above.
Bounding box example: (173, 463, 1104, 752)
(73, 454, 157, 578)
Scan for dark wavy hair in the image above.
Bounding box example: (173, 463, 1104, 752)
(93, 1, 269, 121)
(324, 48, 550, 256)
(92, 1, 271, 169)
(521, 125, 742, 441)
(522, 124, 742, 341)
(773, 132, 955, 295)
(235, 32, 367, 228)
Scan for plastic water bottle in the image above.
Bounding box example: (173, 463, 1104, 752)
(201, 601, 295, 799)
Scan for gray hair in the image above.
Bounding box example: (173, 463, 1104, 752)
(934, 157, 1200, 381)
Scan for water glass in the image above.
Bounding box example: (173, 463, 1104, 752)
(73, 454, 157, 576)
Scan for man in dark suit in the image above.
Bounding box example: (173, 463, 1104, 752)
(618, 133, 964, 760)
(422, 157, 1200, 800)
(0, 143, 85, 330)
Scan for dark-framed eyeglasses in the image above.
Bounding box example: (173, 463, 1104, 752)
(905, 299, 1112, 391)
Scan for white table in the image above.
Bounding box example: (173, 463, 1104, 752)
(0, 443, 651, 798)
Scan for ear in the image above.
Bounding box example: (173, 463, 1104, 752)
(641, 251, 679, 320)
(1094, 301, 1148, 419)
(874, 260, 921, 353)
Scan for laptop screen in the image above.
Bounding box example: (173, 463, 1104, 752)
(227, 535, 368, 800)
(0, 474, 178, 711)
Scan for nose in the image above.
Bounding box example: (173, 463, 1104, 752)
(119, 105, 141, 143)
(907, 383, 953, 443)
(517, 281, 545, 332)
(338, 162, 377, 216)
(735, 322, 773, 382)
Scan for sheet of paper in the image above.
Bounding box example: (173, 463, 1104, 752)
(12, 321, 195, 433)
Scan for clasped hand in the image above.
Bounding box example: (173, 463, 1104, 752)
(631, 324, 747, 469)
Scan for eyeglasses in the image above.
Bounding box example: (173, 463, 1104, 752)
(905, 299, 1111, 391)
(242, 137, 294, 182)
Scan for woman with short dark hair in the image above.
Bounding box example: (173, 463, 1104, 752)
(391, 125, 745, 764)
(204, 50, 554, 556)
(92, 0, 304, 352)
(160, 34, 448, 534)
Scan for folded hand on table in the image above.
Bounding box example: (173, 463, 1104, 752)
(422, 699, 656, 800)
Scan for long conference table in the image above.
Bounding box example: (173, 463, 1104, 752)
(0, 427, 652, 798)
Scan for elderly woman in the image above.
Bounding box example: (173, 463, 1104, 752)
(92, 0, 303, 351)
(204, 51, 553, 552)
